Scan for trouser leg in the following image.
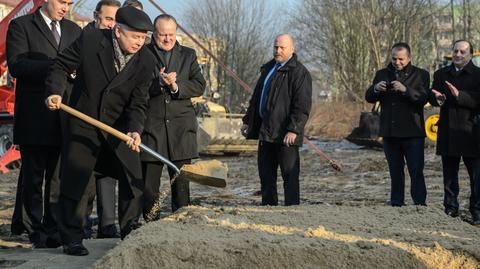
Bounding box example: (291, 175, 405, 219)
(383, 138, 406, 206)
(258, 141, 279, 206)
(403, 137, 426, 205)
(167, 159, 191, 212)
(141, 161, 164, 218)
(278, 145, 300, 206)
(96, 176, 117, 227)
(463, 157, 480, 220)
(441, 155, 461, 213)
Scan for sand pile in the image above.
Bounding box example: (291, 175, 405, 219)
(93, 204, 480, 269)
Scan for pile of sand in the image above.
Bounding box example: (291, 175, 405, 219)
(93, 204, 480, 269)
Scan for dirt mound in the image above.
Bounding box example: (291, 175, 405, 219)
(93, 205, 480, 269)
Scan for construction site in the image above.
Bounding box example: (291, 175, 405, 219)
(1, 0, 480, 268)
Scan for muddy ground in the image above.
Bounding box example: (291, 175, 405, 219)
(1, 140, 479, 268)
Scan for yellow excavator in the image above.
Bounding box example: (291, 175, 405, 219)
(347, 50, 480, 147)
(192, 96, 258, 155)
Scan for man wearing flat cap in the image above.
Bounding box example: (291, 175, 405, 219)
(45, 6, 156, 256)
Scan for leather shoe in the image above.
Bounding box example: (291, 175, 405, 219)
(471, 218, 480, 226)
(97, 224, 120, 239)
(445, 209, 459, 218)
(63, 242, 89, 256)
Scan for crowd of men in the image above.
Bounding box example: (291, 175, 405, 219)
(366, 40, 480, 227)
(5, 0, 479, 259)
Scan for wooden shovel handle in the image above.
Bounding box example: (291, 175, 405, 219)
(59, 103, 131, 142)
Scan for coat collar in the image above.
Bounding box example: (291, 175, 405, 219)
(97, 30, 116, 82)
(149, 41, 182, 72)
(447, 60, 475, 75)
(261, 53, 298, 72)
(32, 8, 59, 50)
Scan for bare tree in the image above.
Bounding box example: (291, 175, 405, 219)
(290, 0, 439, 102)
(182, 0, 279, 112)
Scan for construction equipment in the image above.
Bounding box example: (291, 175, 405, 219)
(0, 0, 44, 173)
(59, 103, 227, 188)
(192, 96, 258, 155)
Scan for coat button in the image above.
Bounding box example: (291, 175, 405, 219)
(165, 99, 170, 104)
(166, 119, 170, 123)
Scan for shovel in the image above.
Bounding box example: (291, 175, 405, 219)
(59, 103, 227, 188)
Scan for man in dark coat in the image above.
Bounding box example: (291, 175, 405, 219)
(83, 0, 122, 239)
(6, 0, 81, 248)
(45, 6, 156, 255)
(430, 40, 480, 225)
(365, 42, 430, 207)
(242, 34, 312, 206)
(141, 14, 205, 216)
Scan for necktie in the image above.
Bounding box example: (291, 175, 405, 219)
(259, 63, 281, 118)
(50, 21, 60, 45)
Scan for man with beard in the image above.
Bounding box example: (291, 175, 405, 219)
(241, 34, 312, 206)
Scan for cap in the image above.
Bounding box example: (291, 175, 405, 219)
(115, 6, 153, 32)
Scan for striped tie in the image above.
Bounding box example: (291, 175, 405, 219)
(51, 21, 60, 45)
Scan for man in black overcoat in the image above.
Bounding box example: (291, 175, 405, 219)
(365, 43, 430, 207)
(45, 6, 156, 255)
(6, 0, 81, 248)
(141, 14, 206, 216)
(430, 40, 480, 225)
(241, 34, 312, 206)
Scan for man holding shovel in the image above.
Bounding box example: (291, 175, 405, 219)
(44, 6, 156, 256)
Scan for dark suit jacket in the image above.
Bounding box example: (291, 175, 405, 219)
(429, 61, 480, 157)
(141, 42, 205, 161)
(6, 8, 81, 146)
(365, 63, 429, 138)
(45, 29, 156, 200)
(243, 54, 312, 147)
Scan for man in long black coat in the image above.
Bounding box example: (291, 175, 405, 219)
(430, 40, 480, 225)
(45, 6, 156, 255)
(242, 34, 312, 206)
(141, 14, 205, 216)
(365, 43, 429, 207)
(6, 0, 81, 248)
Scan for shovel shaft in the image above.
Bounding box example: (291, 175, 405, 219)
(59, 103, 180, 173)
(139, 143, 180, 173)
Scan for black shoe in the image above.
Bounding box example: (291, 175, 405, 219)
(63, 242, 89, 256)
(97, 224, 120, 239)
(445, 209, 459, 218)
(121, 221, 142, 240)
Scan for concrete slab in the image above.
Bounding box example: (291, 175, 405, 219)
(0, 239, 119, 269)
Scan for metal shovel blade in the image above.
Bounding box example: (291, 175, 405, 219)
(139, 144, 227, 188)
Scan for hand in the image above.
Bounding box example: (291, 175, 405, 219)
(283, 132, 297, 146)
(445, 81, 459, 97)
(45, 95, 62, 110)
(241, 124, 248, 137)
(374, 81, 387, 92)
(391, 81, 406, 92)
(432, 89, 446, 103)
(126, 132, 141, 152)
(161, 71, 177, 88)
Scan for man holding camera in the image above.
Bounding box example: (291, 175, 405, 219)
(366, 42, 430, 207)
